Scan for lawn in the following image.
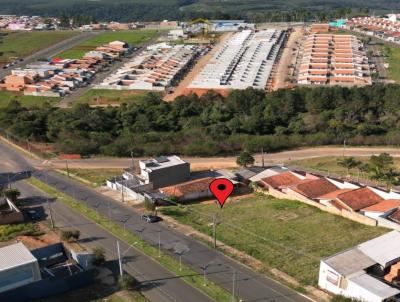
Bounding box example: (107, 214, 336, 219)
(0, 91, 59, 108)
(75, 89, 158, 105)
(0, 222, 42, 241)
(0, 30, 78, 63)
(57, 30, 159, 59)
(160, 195, 388, 286)
(383, 45, 400, 83)
(64, 168, 123, 187)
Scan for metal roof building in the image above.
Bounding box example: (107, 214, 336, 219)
(0, 242, 41, 293)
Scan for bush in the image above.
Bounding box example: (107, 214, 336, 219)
(92, 247, 106, 266)
(60, 230, 80, 242)
(118, 274, 138, 290)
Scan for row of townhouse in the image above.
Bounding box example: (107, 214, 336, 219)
(96, 43, 206, 92)
(0, 41, 130, 97)
(186, 29, 286, 96)
(347, 16, 400, 44)
(298, 33, 371, 86)
(256, 168, 400, 229)
(0, 15, 58, 30)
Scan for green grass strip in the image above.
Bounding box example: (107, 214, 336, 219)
(27, 177, 236, 302)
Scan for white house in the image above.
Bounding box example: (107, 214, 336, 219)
(319, 231, 400, 302)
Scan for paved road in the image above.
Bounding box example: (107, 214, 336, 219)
(1, 153, 212, 302)
(0, 142, 311, 301)
(0, 31, 100, 79)
(48, 146, 400, 170)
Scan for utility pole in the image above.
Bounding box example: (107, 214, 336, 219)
(232, 269, 236, 302)
(342, 139, 346, 157)
(261, 147, 265, 167)
(47, 198, 54, 229)
(158, 229, 161, 258)
(121, 178, 125, 203)
(117, 241, 123, 276)
(65, 160, 70, 177)
(213, 214, 217, 249)
(130, 150, 135, 169)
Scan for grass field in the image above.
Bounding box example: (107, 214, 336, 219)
(75, 89, 157, 105)
(57, 30, 159, 59)
(0, 30, 78, 63)
(0, 91, 59, 108)
(160, 195, 387, 286)
(0, 222, 42, 241)
(64, 168, 123, 187)
(291, 156, 400, 179)
(383, 45, 400, 83)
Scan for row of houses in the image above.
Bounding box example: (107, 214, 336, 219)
(257, 168, 400, 229)
(319, 230, 400, 302)
(80, 20, 179, 31)
(186, 29, 286, 96)
(0, 15, 58, 30)
(298, 33, 372, 86)
(347, 16, 400, 44)
(0, 41, 130, 97)
(95, 43, 207, 92)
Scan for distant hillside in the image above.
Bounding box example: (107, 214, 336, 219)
(0, 0, 399, 21)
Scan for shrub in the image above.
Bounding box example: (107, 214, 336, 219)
(92, 247, 106, 266)
(118, 274, 138, 290)
(60, 230, 80, 242)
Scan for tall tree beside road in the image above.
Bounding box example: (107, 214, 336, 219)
(369, 153, 394, 179)
(236, 151, 255, 168)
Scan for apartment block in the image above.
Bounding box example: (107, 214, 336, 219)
(298, 34, 371, 86)
(187, 29, 285, 95)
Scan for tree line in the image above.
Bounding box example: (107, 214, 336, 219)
(3, 84, 400, 157)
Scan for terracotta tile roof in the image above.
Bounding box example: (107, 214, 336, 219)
(260, 172, 303, 189)
(336, 187, 383, 211)
(293, 178, 338, 199)
(362, 200, 400, 213)
(317, 188, 354, 200)
(160, 177, 214, 198)
(389, 209, 400, 223)
(330, 200, 349, 211)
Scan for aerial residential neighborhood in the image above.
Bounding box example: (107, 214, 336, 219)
(3, 1, 400, 302)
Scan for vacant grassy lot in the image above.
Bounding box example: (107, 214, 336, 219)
(57, 30, 159, 58)
(0, 91, 59, 108)
(64, 168, 123, 187)
(161, 195, 387, 285)
(383, 45, 400, 83)
(0, 30, 77, 63)
(291, 156, 400, 179)
(0, 223, 42, 241)
(75, 89, 158, 105)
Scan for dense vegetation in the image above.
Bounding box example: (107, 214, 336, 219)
(0, 0, 397, 22)
(2, 84, 400, 157)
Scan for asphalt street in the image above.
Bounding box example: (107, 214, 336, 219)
(2, 156, 213, 302)
(0, 141, 311, 302)
(0, 31, 100, 79)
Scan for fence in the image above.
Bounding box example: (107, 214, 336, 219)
(0, 269, 96, 302)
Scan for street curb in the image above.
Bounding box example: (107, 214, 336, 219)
(0, 135, 41, 160)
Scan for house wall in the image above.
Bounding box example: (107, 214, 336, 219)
(147, 163, 190, 189)
(346, 279, 383, 302)
(0, 262, 41, 293)
(376, 217, 400, 231)
(318, 261, 344, 296)
(180, 189, 212, 202)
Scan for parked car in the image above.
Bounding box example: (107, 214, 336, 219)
(27, 210, 41, 220)
(141, 214, 161, 223)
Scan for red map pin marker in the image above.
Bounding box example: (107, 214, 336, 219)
(209, 178, 234, 208)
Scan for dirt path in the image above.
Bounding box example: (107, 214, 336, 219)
(46, 146, 400, 170)
(273, 26, 304, 90)
(163, 32, 232, 101)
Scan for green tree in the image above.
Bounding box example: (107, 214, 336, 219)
(236, 151, 255, 167)
(61, 230, 80, 242)
(4, 188, 21, 203)
(337, 157, 361, 176)
(92, 247, 106, 266)
(369, 153, 394, 179)
(118, 274, 137, 290)
(144, 197, 156, 214)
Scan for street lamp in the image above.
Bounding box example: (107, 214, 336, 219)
(173, 243, 189, 272)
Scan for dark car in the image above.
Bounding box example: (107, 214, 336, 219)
(27, 210, 40, 220)
(141, 214, 161, 223)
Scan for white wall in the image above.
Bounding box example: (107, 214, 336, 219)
(318, 261, 344, 296)
(346, 279, 383, 302)
(327, 178, 360, 189)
